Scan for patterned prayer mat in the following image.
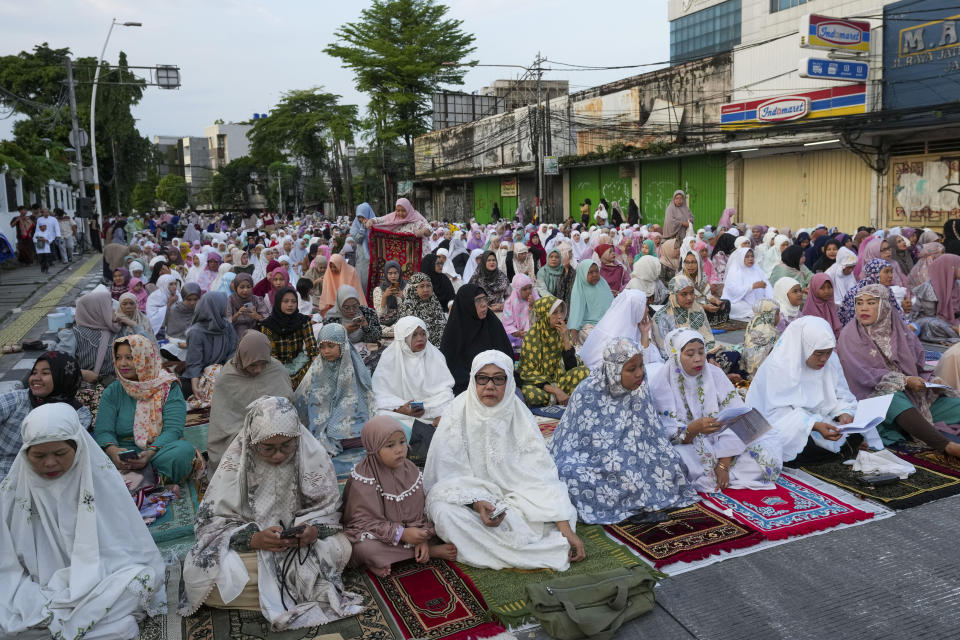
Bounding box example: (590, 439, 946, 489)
(700, 474, 873, 540)
(184, 406, 211, 428)
(710, 319, 748, 332)
(149, 482, 199, 544)
(798, 455, 960, 510)
(456, 524, 640, 628)
(367, 559, 504, 640)
(367, 228, 423, 295)
(182, 423, 208, 454)
(604, 502, 766, 568)
(536, 419, 559, 439)
(174, 569, 394, 640)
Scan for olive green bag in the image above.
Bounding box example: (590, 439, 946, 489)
(524, 565, 661, 640)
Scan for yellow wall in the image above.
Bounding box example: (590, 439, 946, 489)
(740, 149, 873, 231)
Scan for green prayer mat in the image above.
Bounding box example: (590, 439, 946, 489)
(149, 482, 199, 543)
(182, 423, 209, 453)
(456, 524, 643, 627)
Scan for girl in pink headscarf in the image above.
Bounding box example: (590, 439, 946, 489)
(501, 274, 538, 351)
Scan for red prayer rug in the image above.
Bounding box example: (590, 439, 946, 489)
(366, 559, 504, 640)
(367, 228, 423, 295)
(700, 474, 873, 540)
(604, 502, 766, 568)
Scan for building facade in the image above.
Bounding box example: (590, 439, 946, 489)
(204, 122, 253, 171)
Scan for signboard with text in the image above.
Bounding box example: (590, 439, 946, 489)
(500, 178, 517, 197)
(800, 57, 869, 81)
(721, 84, 866, 130)
(800, 14, 871, 52)
(884, 0, 960, 110)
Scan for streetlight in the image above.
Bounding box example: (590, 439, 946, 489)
(90, 18, 141, 227)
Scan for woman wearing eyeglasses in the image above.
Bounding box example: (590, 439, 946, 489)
(423, 351, 586, 570)
(181, 396, 363, 628)
(439, 284, 514, 394)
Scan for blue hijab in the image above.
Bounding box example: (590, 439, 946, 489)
(568, 259, 614, 330)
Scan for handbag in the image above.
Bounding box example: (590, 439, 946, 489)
(524, 565, 662, 640)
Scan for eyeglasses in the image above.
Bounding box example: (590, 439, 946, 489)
(474, 296, 489, 308)
(255, 439, 297, 456)
(475, 373, 508, 387)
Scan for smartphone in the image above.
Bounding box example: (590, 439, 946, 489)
(118, 450, 140, 462)
(244, 302, 254, 309)
(409, 401, 424, 412)
(279, 524, 306, 539)
(352, 316, 363, 324)
(860, 473, 900, 487)
(490, 504, 508, 519)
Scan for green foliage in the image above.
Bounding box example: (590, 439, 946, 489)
(0, 43, 151, 212)
(155, 173, 188, 209)
(131, 175, 157, 212)
(210, 156, 259, 209)
(325, 0, 476, 189)
(265, 161, 300, 211)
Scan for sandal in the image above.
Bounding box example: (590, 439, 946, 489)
(22, 340, 46, 351)
(3, 343, 22, 353)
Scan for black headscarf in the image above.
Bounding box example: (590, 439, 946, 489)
(711, 233, 738, 258)
(439, 283, 514, 394)
(811, 239, 841, 273)
(944, 219, 960, 256)
(628, 199, 640, 225)
(379, 259, 407, 292)
(421, 253, 455, 311)
(781, 245, 804, 270)
(27, 351, 82, 409)
(259, 286, 310, 337)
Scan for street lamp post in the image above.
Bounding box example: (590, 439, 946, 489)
(90, 18, 141, 229)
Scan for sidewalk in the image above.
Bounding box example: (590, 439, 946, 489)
(0, 253, 103, 387)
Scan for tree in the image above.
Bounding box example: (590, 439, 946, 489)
(211, 156, 259, 209)
(325, 0, 476, 188)
(155, 174, 188, 209)
(249, 88, 359, 216)
(131, 178, 157, 212)
(0, 44, 151, 213)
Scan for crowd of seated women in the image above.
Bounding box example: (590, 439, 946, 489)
(6, 206, 960, 637)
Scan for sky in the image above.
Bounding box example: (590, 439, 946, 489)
(0, 0, 670, 143)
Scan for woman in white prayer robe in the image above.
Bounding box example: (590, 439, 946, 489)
(745, 316, 883, 469)
(371, 315, 455, 430)
(423, 350, 585, 571)
(0, 403, 166, 640)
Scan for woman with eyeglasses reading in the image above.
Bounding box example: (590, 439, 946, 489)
(423, 351, 585, 570)
(439, 284, 514, 395)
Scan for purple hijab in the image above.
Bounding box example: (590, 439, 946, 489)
(801, 273, 842, 338)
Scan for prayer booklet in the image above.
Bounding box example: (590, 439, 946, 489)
(834, 394, 894, 433)
(716, 407, 771, 445)
(924, 382, 953, 390)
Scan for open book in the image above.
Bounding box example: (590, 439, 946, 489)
(833, 394, 894, 433)
(715, 406, 772, 445)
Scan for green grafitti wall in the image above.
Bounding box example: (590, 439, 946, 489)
(568, 165, 632, 225)
(473, 176, 517, 224)
(640, 155, 726, 229)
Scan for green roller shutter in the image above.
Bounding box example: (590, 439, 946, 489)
(473, 177, 518, 223)
(599, 164, 632, 216)
(681, 155, 727, 230)
(639, 155, 726, 228)
(640, 159, 680, 227)
(568, 164, 632, 225)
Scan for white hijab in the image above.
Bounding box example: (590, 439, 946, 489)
(146, 273, 181, 335)
(0, 404, 165, 639)
(372, 316, 455, 420)
(745, 317, 858, 460)
(626, 255, 661, 295)
(826, 246, 858, 304)
(462, 248, 485, 284)
(723, 247, 772, 305)
(761, 234, 790, 277)
(773, 277, 802, 324)
(579, 290, 648, 371)
(424, 350, 576, 525)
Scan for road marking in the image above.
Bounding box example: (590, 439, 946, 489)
(0, 254, 101, 347)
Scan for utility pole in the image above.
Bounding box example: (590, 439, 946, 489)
(65, 58, 89, 246)
(534, 52, 545, 223)
(277, 168, 283, 217)
(111, 138, 121, 215)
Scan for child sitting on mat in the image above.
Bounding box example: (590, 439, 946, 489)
(343, 416, 457, 577)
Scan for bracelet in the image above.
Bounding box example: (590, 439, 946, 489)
(716, 462, 728, 472)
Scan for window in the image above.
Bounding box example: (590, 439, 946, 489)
(670, 0, 742, 64)
(770, 0, 806, 13)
